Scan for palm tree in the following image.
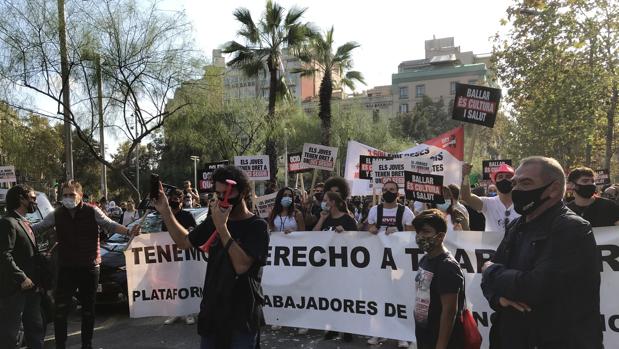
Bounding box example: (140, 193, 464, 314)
(223, 0, 313, 182)
(295, 26, 365, 146)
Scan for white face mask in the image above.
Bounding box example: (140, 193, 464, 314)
(62, 197, 77, 209)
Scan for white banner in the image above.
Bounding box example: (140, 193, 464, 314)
(125, 234, 207, 318)
(344, 127, 464, 196)
(234, 155, 270, 181)
(256, 192, 278, 218)
(301, 143, 339, 171)
(125, 228, 619, 348)
(0, 165, 16, 184)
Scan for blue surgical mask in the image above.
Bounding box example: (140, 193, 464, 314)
(487, 192, 497, 197)
(436, 202, 451, 212)
(281, 197, 293, 208)
(321, 201, 329, 211)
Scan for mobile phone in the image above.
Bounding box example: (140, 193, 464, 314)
(150, 174, 161, 200)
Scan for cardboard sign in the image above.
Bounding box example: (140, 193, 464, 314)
(452, 83, 501, 128)
(595, 169, 610, 186)
(371, 158, 406, 190)
(359, 155, 394, 180)
(234, 155, 271, 181)
(198, 161, 229, 193)
(288, 152, 311, 174)
(256, 192, 278, 218)
(404, 171, 445, 204)
(482, 159, 512, 181)
(301, 143, 338, 171)
(0, 165, 16, 184)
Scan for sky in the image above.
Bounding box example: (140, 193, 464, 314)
(162, 0, 514, 90)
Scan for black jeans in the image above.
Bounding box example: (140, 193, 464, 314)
(0, 289, 44, 349)
(54, 265, 100, 349)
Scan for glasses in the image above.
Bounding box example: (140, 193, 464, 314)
(503, 210, 511, 229)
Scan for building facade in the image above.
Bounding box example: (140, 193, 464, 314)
(392, 36, 492, 115)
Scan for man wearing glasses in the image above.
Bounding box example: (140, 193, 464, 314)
(0, 185, 44, 348)
(461, 163, 520, 233)
(32, 180, 139, 349)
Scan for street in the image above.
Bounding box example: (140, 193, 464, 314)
(41, 303, 413, 349)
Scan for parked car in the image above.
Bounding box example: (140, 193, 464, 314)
(97, 207, 209, 303)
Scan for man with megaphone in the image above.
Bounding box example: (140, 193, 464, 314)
(153, 165, 269, 349)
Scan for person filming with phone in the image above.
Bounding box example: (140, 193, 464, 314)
(152, 166, 269, 349)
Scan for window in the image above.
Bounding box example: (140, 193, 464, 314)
(399, 86, 408, 99)
(450, 81, 457, 95)
(415, 85, 425, 97)
(399, 103, 409, 113)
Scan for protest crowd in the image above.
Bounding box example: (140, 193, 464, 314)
(2, 132, 616, 349)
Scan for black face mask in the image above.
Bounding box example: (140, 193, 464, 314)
(169, 201, 180, 210)
(382, 191, 397, 203)
(496, 179, 513, 194)
(314, 192, 324, 202)
(574, 184, 596, 199)
(512, 181, 554, 215)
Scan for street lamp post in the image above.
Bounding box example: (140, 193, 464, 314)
(190, 156, 199, 191)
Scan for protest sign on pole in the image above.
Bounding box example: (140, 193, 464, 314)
(359, 155, 393, 180)
(288, 152, 312, 174)
(404, 171, 445, 203)
(256, 192, 278, 219)
(482, 159, 512, 180)
(198, 161, 229, 193)
(125, 234, 207, 318)
(452, 83, 502, 128)
(371, 158, 406, 190)
(301, 143, 338, 171)
(234, 155, 271, 181)
(595, 169, 611, 186)
(0, 165, 16, 184)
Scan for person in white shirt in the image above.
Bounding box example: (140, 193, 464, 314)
(368, 181, 415, 235)
(121, 200, 140, 226)
(461, 163, 520, 233)
(366, 180, 413, 349)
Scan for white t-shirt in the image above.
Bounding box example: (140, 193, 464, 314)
(272, 215, 299, 232)
(121, 210, 140, 226)
(367, 204, 415, 233)
(480, 196, 520, 233)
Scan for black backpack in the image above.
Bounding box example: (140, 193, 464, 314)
(376, 204, 405, 231)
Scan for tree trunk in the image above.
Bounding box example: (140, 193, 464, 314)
(606, 84, 618, 172)
(318, 71, 333, 146)
(266, 59, 278, 184)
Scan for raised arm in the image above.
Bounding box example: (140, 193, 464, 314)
(461, 163, 484, 212)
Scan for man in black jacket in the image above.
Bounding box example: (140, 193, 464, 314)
(481, 156, 602, 349)
(0, 184, 44, 349)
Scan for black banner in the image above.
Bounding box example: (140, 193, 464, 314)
(482, 159, 512, 180)
(452, 83, 501, 128)
(198, 161, 229, 193)
(288, 152, 312, 174)
(359, 155, 394, 180)
(404, 171, 445, 204)
(595, 169, 610, 186)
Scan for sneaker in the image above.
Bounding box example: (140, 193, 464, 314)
(297, 328, 309, 335)
(342, 333, 353, 342)
(185, 315, 195, 325)
(367, 337, 379, 345)
(398, 340, 410, 348)
(163, 316, 178, 325)
(271, 325, 282, 330)
(324, 331, 338, 340)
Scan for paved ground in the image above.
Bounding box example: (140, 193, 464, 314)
(40, 303, 414, 349)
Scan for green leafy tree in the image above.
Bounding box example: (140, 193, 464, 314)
(391, 96, 460, 143)
(223, 0, 314, 182)
(294, 26, 365, 146)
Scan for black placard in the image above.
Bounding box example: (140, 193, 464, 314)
(595, 169, 610, 186)
(288, 152, 311, 174)
(452, 83, 501, 128)
(359, 155, 394, 180)
(404, 171, 445, 204)
(198, 160, 229, 193)
(482, 159, 512, 180)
